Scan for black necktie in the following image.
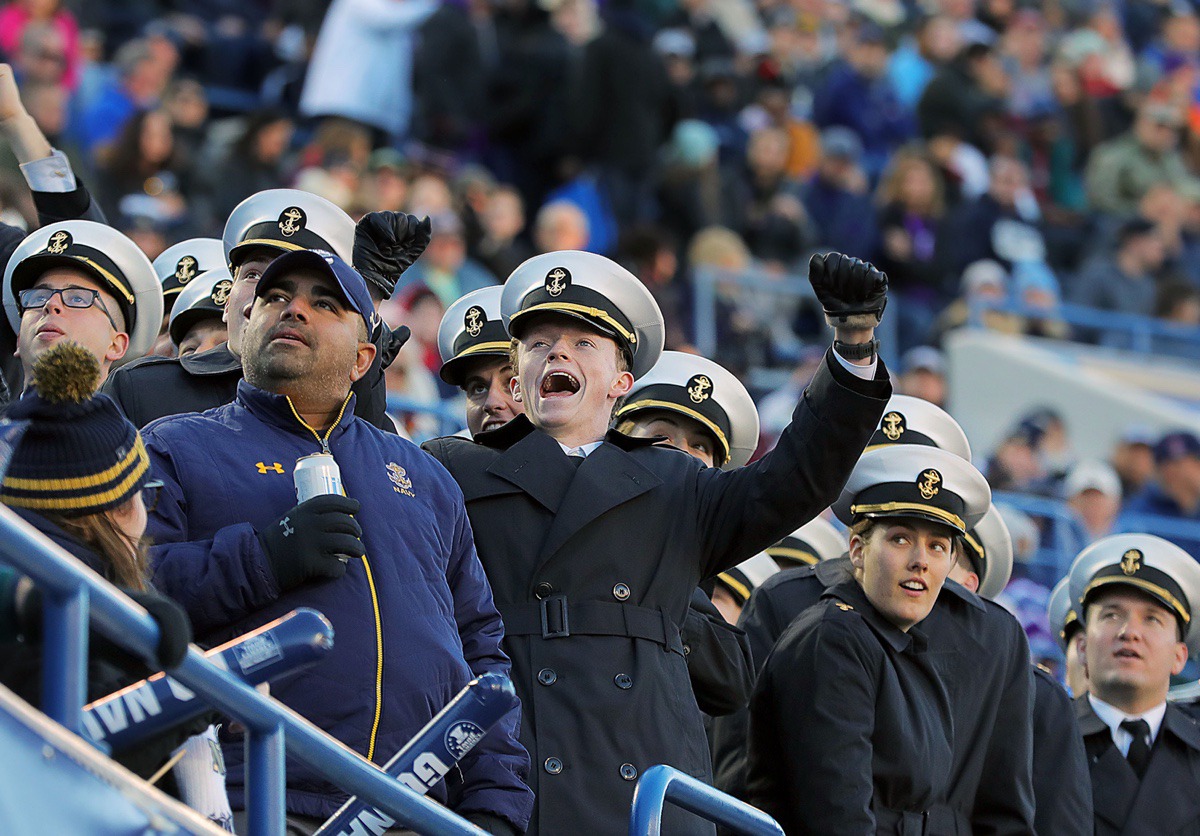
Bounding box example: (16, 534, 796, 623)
(1121, 718, 1151, 779)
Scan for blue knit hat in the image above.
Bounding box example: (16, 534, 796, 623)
(1, 342, 148, 516)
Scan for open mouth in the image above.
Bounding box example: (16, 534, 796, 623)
(270, 328, 309, 347)
(36, 323, 64, 338)
(540, 370, 580, 397)
(899, 578, 928, 595)
(1114, 648, 1143, 661)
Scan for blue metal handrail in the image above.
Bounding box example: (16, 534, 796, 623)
(692, 266, 900, 369)
(1116, 511, 1200, 545)
(387, 395, 465, 440)
(992, 490, 1089, 583)
(967, 298, 1200, 355)
(0, 503, 484, 836)
(629, 765, 783, 836)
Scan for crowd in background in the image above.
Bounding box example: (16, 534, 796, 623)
(3, 0, 1200, 657)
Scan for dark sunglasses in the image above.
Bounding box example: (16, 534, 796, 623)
(18, 286, 120, 331)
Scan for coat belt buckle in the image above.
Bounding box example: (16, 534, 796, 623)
(540, 594, 570, 639)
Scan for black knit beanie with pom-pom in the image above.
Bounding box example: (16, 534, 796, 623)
(2, 342, 148, 516)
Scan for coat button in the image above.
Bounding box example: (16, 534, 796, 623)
(612, 583, 630, 601)
(620, 763, 638, 781)
(538, 668, 557, 686)
(614, 673, 632, 690)
(535, 582, 555, 599)
(545, 757, 563, 775)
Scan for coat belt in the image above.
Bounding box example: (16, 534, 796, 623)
(502, 597, 686, 656)
(873, 803, 970, 835)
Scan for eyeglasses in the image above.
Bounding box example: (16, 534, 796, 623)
(18, 286, 120, 331)
(141, 480, 163, 515)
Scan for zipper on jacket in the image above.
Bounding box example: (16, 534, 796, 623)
(285, 392, 385, 759)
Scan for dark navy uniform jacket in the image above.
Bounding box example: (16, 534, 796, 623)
(423, 350, 889, 835)
(143, 382, 533, 828)
(747, 579, 956, 834)
(714, 557, 1037, 833)
(1078, 696, 1200, 835)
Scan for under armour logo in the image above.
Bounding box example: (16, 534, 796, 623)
(256, 462, 285, 474)
(279, 517, 294, 537)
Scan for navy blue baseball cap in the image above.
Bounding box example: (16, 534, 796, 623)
(255, 248, 377, 336)
(1154, 431, 1200, 465)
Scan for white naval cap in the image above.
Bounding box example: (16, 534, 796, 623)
(1047, 576, 1082, 652)
(832, 445, 992, 535)
(962, 504, 1014, 599)
(3, 220, 163, 364)
(500, 250, 664, 379)
(715, 552, 781, 605)
(766, 516, 849, 567)
(222, 188, 355, 269)
(865, 394, 972, 461)
(1068, 533, 1200, 656)
(168, 268, 232, 347)
(438, 286, 509, 386)
(614, 350, 759, 469)
(152, 237, 226, 307)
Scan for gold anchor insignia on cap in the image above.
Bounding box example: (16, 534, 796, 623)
(917, 468, 942, 500)
(210, 279, 233, 306)
(1121, 548, 1142, 576)
(882, 411, 905, 441)
(687, 374, 712, 404)
(278, 207, 306, 237)
(175, 255, 198, 284)
(465, 306, 485, 337)
(545, 267, 569, 297)
(45, 230, 71, 255)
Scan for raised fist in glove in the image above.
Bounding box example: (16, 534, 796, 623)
(807, 252, 888, 329)
(353, 212, 432, 300)
(258, 495, 362, 591)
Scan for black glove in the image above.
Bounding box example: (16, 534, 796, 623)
(374, 320, 411, 372)
(807, 252, 888, 328)
(16, 586, 192, 670)
(258, 495, 362, 591)
(353, 212, 432, 300)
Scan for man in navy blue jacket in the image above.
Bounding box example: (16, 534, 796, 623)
(143, 249, 532, 834)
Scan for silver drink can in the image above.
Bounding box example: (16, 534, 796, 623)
(293, 453, 344, 501)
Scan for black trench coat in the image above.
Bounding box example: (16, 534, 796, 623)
(1077, 696, 1200, 835)
(423, 351, 889, 834)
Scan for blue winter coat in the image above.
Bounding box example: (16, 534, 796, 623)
(143, 382, 532, 827)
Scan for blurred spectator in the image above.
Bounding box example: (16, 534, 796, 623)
(888, 15, 963, 110)
(399, 211, 495, 305)
(533, 200, 589, 254)
(571, 0, 672, 224)
(986, 418, 1050, 495)
(812, 21, 915, 179)
(412, 0, 488, 155)
(1137, 6, 1200, 89)
(1000, 9, 1053, 124)
(361, 148, 411, 213)
(94, 109, 191, 228)
(918, 41, 1009, 154)
(1063, 459, 1122, 543)
(1084, 98, 1199, 215)
(406, 170, 454, 217)
(1022, 405, 1075, 482)
(997, 502, 1040, 564)
(1124, 431, 1200, 553)
(874, 146, 948, 339)
(940, 155, 1045, 280)
(1010, 260, 1069, 340)
(894, 345, 946, 408)
(210, 109, 295, 222)
(685, 224, 770, 372)
(618, 224, 688, 349)
(300, 0, 437, 144)
(738, 79, 820, 180)
(1069, 217, 1164, 319)
(0, 0, 79, 89)
(657, 118, 723, 247)
(160, 78, 208, 163)
(654, 27, 700, 120)
(11, 20, 67, 90)
(724, 126, 814, 267)
(925, 127, 991, 204)
(72, 35, 177, 157)
(931, 258, 1020, 344)
(662, 0, 736, 64)
(378, 291, 443, 439)
(799, 127, 877, 258)
(1111, 425, 1157, 499)
(474, 184, 533, 281)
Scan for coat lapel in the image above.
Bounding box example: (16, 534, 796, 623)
(1124, 705, 1200, 833)
(478, 428, 580, 513)
(536, 441, 663, 565)
(1075, 696, 1141, 832)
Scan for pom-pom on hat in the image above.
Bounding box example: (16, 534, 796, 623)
(1, 343, 149, 517)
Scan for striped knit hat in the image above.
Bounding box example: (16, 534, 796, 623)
(2, 342, 148, 516)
